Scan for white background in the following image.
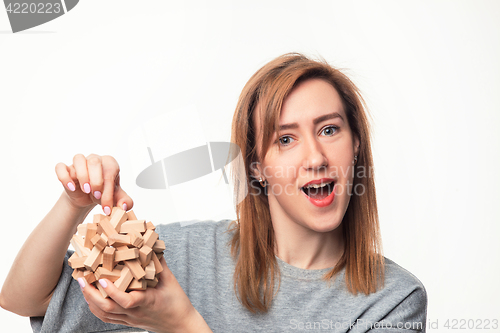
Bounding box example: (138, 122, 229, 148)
(1, 1, 499, 332)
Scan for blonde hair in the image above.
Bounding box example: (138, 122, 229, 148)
(230, 53, 384, 313)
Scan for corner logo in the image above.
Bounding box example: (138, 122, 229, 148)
(3, 0, 79, 33)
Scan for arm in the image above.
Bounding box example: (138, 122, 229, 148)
(0, 194, 94, 317)
(0, 154, 131, 317)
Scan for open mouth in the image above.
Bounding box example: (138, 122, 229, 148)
(301, 181, 335, 200)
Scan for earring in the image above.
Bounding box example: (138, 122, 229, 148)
(259, 177, 267, 187)
(353, 155, 358, 164)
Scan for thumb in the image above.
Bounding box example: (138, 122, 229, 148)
(114, 185, 134, 212)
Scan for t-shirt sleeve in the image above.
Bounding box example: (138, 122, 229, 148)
(366, 260, 428, 333)
(369, 286, 427, 332)
(29, 250, 143, 333)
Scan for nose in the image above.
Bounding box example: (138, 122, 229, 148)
(301, 138, 328, 172)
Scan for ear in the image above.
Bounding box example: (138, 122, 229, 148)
(353, 135, 360, 157)
(249, 160, 263, 181)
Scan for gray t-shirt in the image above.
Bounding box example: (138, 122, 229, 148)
(31, 220, 427, 332)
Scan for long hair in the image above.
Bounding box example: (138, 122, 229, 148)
(229, 53, 384, 313)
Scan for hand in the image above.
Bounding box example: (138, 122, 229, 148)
(79, 257, 211, 333)
(55, 154, 133, 215)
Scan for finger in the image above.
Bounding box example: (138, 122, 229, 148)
(73, 154, 91, 194)
(86, 154, 104, 201)
(55, 163, 76, 192)
(97, 279, 146, 309)
(78, 278, 126, 315)
(114, 185, 134, 212)
(156, 256, 174, 287)
(85, 294, 131, 326)
(100, 155, 120, 215)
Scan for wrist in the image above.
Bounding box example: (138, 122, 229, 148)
(58, 192, 96, 221)
(177, 308, 212, 333)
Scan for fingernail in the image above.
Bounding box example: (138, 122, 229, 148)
(83, 183, 91, 194)
(67, 182, 75, 192)
(99, 279, 108, 288)
(122, 203, 127, 211)
(103, 206, 111, 215)
(78, 278, 85, 289)
(94, 191, 102, 200)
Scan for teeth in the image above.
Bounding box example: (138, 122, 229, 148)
(304, 181, 333, 189)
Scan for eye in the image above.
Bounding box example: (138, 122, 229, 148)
(321, 125, 338, 136)
(278, 135, 294, 146)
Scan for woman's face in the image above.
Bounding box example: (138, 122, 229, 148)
(253, 78, 359, 234)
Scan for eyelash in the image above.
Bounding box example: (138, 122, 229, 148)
(276, 125, 339, 146)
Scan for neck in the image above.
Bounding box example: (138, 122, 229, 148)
(272, 217, 344, 270)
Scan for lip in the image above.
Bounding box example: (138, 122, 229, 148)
(301, 178, 335, 188)
(300, 178, 336, 208)
(301, 183, 336, 207)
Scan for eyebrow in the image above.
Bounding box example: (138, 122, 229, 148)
(278, 112, 345, 131)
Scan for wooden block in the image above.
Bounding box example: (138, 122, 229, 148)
(146, 221, 156, 230)
(120, 220, 146, 234)
(124, 258, 146, 280)
(157, 252, 164, 259)
(110, 207, 128, 231)
(129, 230, 144, 248)
(77, 224, 87, 237)
(114, 248, 139, 262)
(84, 246, 103, 272)
(91, 234, 107, 251)
(144, 260, 155, 280)
(152, 240, 165, 253)
(146, 277, 158, 288)
(126, 210, 138, 220)
(143, 229, 159, 248)
(83, 271, 96, 285)
(84, 223, 98, 249)
(100, 233, 108, 244)
(93, 214, 110, 225)
(114, 266, 133, 292)
(68, 253, 87, 269)
(127, 278, 147, 291)
(70, 235, 91, 257)
(95, 267, 121, 282)
(102, 247, 115, 271)
(139, 246, 152, 267)
(151, 252, 163, 274)
(108, 234, 131, 247)
(96, 223, 104, 236)
(96, 281, 109, 298)
(72, 268, 85, 280)
(98, 214, 118, 237)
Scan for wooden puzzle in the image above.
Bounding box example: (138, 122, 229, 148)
(69, 207, 164, 298)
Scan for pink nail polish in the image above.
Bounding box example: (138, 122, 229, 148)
(83, 183, 91, 193)
(122, 203, 127, 211)
(103, 206, 111, 215)
(78, 278, 85, 289)
(99, 279, 108, 288)
(94, 191, 102, 200)
(67, 182, 75, 192)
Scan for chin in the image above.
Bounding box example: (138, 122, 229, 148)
(308, 218, 343, 234)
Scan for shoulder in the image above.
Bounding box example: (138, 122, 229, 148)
(382, 257, 427, 300)
(154, 219, 236, 258)
(368, 257, 427, 331)
(155, 219, 235, 242)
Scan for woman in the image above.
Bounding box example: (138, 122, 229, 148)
(0, 53, 427, 332)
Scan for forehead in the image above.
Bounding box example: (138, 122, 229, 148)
(279, 78, 346, 124)
(253, 78, 346, 128)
